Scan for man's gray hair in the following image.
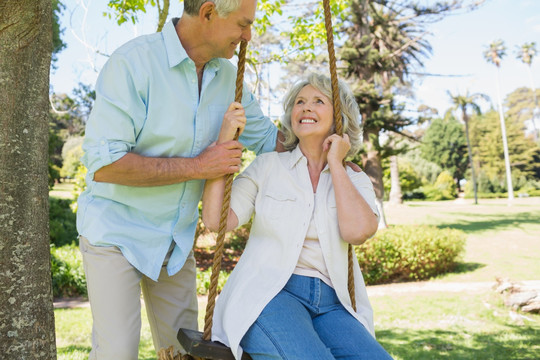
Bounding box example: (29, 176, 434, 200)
(280, 73, 363, 157)
(184, 0, 244, 17)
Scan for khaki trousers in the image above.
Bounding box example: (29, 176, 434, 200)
(80, 236, 198, 359)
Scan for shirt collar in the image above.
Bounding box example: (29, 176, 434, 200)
(163, 18, 188, 68)
(163, 18, 221, 72)
(288, 145, 305, 169)
(288, 145, 331, 173)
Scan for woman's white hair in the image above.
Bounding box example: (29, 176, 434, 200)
(184, 0, 243, 17)
(280, 73, 363, 157)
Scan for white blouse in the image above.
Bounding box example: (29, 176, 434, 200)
(211, 146, 380, 359)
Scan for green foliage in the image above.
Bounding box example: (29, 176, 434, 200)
(402, 147, 442, 184)
(52, 0, 66, 66)
(356, 225, 466, 285)
(420, 117, 468, 183)
(383, 158, 423, 199)
(470, 110, 537, 183)
(49, 197, 78, 247)
(49, 121, 64, 188)
(415, 171, 456, 201)
(196, 267, 230, 295)
(287, 0, 348, 60)
(51, 245, 87, 297)
(71, 165, 88, 212)
(105, 0, 152, 26)
(60, 137, 84, 179)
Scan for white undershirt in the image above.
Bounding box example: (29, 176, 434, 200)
(293, 194, 333, 287)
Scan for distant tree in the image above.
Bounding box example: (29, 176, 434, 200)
(341, 0, 481, 226)
(483, 39, 514, 201)
(505, 87, 540, 139)
(51, 0, 66, 67)
(0, 0, 56, 358)
(448, 91, 489, 204)
(420, 117, 468, 190)
(516, 42, 539, 141)
(470, 110, 536, 186)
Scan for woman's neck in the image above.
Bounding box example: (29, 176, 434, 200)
(299, 141, 327, 192)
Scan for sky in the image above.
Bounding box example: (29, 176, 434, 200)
(50, 0, 540, 124)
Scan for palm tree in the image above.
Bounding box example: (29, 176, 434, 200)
(342, 1, 434, 228)
(448, 91, 489, 204)
(516, 42, 539, 141)
(483, 40, 514, 202)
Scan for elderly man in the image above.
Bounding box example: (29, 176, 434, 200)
(77, 0, 281, 358)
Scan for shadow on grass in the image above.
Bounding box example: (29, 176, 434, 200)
(436, 211, 540, 234)
(377, 325, 540, 360)
(450, 262, 486, 275)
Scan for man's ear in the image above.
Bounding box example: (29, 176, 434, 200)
(199, 1, 216, 21)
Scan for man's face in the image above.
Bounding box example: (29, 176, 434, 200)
(207, 0, 256, 59)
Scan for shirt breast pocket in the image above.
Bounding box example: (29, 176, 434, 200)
(261, 190, 297, 221)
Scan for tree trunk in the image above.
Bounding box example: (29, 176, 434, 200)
(463, 113, 478, 205)
(388, 155, 402, 204)
(362, 129, 387, 229)
(0, 1, 56, 359)
(494, 67, 514, 202)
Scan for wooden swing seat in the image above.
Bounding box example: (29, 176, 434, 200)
(178, 328, 252, 360)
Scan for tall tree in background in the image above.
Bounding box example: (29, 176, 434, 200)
(420, 117, 468, 190)
(469, 109, 537, 189)
(0, 0, 56, 358)
(484, 39, 514, 201)
(448, 90, 488, 204)
(516, 41, 539, 142)
(340, 0, 479, 225)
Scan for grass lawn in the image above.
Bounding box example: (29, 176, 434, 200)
(54, 197, 540, 359)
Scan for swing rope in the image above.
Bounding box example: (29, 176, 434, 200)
(202, 41, 248, 341)
(202, 0, 356, 345)
(322, 0, 356, 311)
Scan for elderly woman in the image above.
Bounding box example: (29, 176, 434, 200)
(202, 73, 393, 360)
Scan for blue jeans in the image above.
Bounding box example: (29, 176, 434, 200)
(240, 274, 393, 360)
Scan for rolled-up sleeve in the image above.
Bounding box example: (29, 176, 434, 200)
(239, 84, 278, 155)
(81, 52, 147, 176)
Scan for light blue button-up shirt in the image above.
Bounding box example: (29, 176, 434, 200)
(77, 19, 278, 281)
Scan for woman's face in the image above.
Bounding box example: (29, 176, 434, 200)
(291, 85, 334, 142)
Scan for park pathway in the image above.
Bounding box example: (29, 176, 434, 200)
(53, 280, 540, 309)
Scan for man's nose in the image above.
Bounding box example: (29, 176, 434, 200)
(242, 26, 252, 42)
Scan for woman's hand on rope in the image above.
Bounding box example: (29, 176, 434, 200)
(218, 102, 246, 144)
(324, 134, 350, 169)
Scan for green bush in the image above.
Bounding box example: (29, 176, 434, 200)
(356, 225, 466, 285)
(420, 171, 457, 201)
(51, 244, 87, 298)
(50, 243, 232, 298)
(463, 192, 506, 199)
(49, 197, 78, 247)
